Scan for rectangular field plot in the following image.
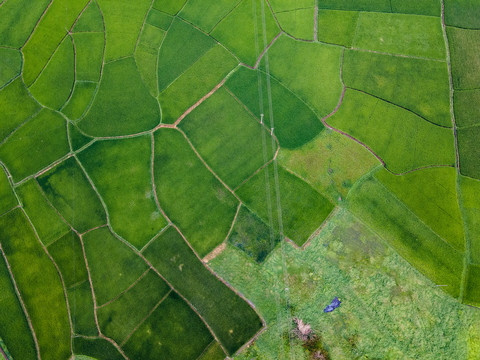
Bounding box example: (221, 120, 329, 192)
(72, 32, 104, 82)
(143, 226, 263, 355)
(37, 157, 106, 233)
(276, 8, 315, 41)
(465, 265, 480, 307)
(328, 89, 456, 173)
(458, 126, 480, 179)
(346, 175, 464, 298)
(447, 27, 480, 90)
(153, 129, 239, 256)
(318, 0, 439, 16)
(0, 209, 71, 360)
(459, 176, 480, 264)
(445, 0, 480, 28)
(317, 10, 359, 47)
(454, 89, 480, 128)
(122, 291, 215, 359)
(237, 163, 334, 246)
(67, 280, 97, 336)
(180, 87, 276, 189)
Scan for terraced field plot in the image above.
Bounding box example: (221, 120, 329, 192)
(0, 0, 479, 359)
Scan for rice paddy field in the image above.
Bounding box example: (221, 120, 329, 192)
(0, 0, 479, 359)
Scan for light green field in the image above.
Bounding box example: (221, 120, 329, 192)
(72, 32, 104, 82)
(447, 27, 480, 90)
(317, 10, 359, 47)
(459, 176, 480, 264)
(0, 48, 21, 87)
(72, 1, 104, 33)
(179, 0, 241, 33)
(276, 8, 315, 41)
(62, 82, 98, 120)
(146, 8, 173, 30)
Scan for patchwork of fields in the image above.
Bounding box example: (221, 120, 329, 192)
(0, 0, 479, 359)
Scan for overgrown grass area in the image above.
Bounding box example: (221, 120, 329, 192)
(37, 157, 106, 233)
(459, 176, 480, 264)
(78, 136, 168, 249)
(82, 227, 148, 305)
(328, 89, 456, 173)
(0, 209, 71, 360)
(180, 87, 275, 189)
(237, 163, 334, 246)
(98, 269, 170, 344)
(144, 226, 263, 355)
(153, 129, 238, 256)
(343, 50, 451, 127)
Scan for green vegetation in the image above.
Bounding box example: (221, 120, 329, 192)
(122, 291, 214, 359)
(375, 167, 465, 251)
(135, 44, 161, 97)
(0, 108, 69, 182)
(465, 265, 480, 307)
(143, 226, 263, 355)
(317, 10, 359, 47)
(17, 180, 69, 246)
(152, 0, 187, 14)
(458, 126, 480, 179)
(237, 163, 334, 246)
(454, 89, 480, 128)
(227, 205, 281, 263)
(328, 89, 456, 173)
(317, 0, 391, 12)
(0, 167, 16, 215)
(445, 0, 480, 28)
(278, 129, 379, 202)
(0, 48, 21, 87)
(68, 123, 93, 152)
(347, 175, 464, 297)
(276, 8, 315, 41)
(29, 36, 75, 110)
(179, 0, 241, 33)
(37, 157, 107, 233)
(0, 209, 71, 360)
(225, 66, 324, 149)
(67, 280, 97, 336)
(137, 23, 165, 52)
(264, 35, 343, 117)
(158, 44, 238, 123)
(343, 50, 451, 127)
(72, 1, 104, 33)
(153, 128, 238, 256)
(62, 82, 98, 120)
(79, 136, 168, 249)
(79, 57, 160, 136)
(73, 337, 124, 360)
(180, 87, 275, 188)
(447, 27, 480, 90)
(146, 9, 173, 30)
(0, 253, 37, 360)
(391, 0, 440, 16)
(83, 227, 148, 305)
(98, 270, 170, 343)
(459, 176, 480, 264)
(72, 32, 104, 82)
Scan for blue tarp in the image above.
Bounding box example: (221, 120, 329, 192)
(323, 297, 341, 313)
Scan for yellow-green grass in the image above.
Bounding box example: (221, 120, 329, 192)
(98, 269, 170, 343)
(62, 82, 98, 120)
(180, 87, 276, 189)
(225, 66, 324, 149)
(78, 136, 168, 249)
(211, 0, 280, 66)
(276, 8, 315, 40)
(138, 23, 165, 52)
(0, 167, 16, 216)
(278, 129, 379, 203)
(0, 48, 21, 88)
(343, 50, 451, 127)
(79, 57, 160, 136)
(134, 44, 160, 97)
(22, 0, 89, 86)
(353, 12, 445, 59)
(143, 226, 263, 355)
(198, 342, 226, 360)
(153, 129, 238, 256)
(73, 337, 124, 360)
(0, 108, 69, 182)
(146, 8, 173, 30)
(0, 0, 50, 47)
(0, 253, 37, 360)
(0, 209, 71, 360)
(459, 176, 480, 264)
(83, 227, 148, 305)
(454, 89, 480, 128)
(227, 205, 281, 263)
(152, 0, 187, 14)
(29, 36, 75, 110)
(465, 264, 480, 307)
(37, 157, 106, 233)
(72, 0, 104, 33)
(68, 123, 93, 152)
(179, 0, 241, 33)
(97, 0, 151, 61)
(458, 126, 480, 179)
(158, 44, 238, 123)
(210, 208, 480, 359)
(328, 89, 456, 173)
(16, 180, 70, 246)
(122, 291, 214, 359)
(346, 175, 464, 298)
(269, 0, 313, 12)
(317, 10, 359, 47)
(445, 0, 480, 28)
(447, 27, 480, 90)
(376, 167, 465, 251)
(0, 78, 41, 142)
(67, 280, 97, 336)
(264, 35, 343, 117)
(157, 18, 215, 92)
(72, 32, 104, 82)
(237, 163, 335, 246)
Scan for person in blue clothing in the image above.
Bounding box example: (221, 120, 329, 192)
(323, 297, 341, 313)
